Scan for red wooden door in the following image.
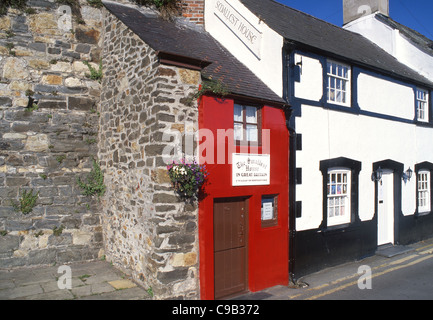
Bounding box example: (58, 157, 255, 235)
(213, 198, 248, 299)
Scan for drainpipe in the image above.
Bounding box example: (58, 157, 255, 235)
(283, 42, 298, 285)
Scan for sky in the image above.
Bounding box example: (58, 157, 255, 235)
(276, 0, 433, 40)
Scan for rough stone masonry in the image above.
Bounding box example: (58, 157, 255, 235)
(0, 1, 104, 268)
(99, 8, 201, 299)
(0, 0, 203, 300)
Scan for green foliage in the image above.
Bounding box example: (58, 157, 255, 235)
(147, 286, 154, 298)
(77, 159, 106, 198)
(86, 0, 103, 8)
(53, 225, 64, 236)
(83, 60, 103, 82)
(34, 230, 44, 237)
(56, 155, 66, 163)
(11, 189, 39, 215)
(0, 0, 27, 16)
(26, 103, 39, 112)
(192, 79, 229, 101)
(132, 0, 176, 9)
(6, 42, 16, 56)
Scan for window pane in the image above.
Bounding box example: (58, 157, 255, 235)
(246, 124, 258, 142)
(246, 106, 257, 124)
(234, 123, 243, 141)
(329, 89, 335, 101)
(234, 104, 243, 122)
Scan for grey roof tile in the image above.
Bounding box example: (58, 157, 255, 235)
(103, 1, 286, 104)
(240, 0, 433, 88)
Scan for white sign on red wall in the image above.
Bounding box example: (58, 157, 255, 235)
(232, 153, 270, 186)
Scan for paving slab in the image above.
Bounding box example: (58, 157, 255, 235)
(0, 260, 152, 300)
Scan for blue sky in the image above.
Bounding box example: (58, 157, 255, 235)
(276, 0, 433, 40)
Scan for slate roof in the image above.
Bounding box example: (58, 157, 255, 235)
(102, 1, 286, 105)
(240, 0, 433, 88)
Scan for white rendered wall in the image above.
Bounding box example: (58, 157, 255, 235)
(205, 0, 284, 97)
(357, 73, 414, 119)
(294, 55, 432, 231)
(344, 14, 433, 82)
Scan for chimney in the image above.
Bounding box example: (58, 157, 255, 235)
(343, 0, 389, 25)
(181, 0, 205, 25)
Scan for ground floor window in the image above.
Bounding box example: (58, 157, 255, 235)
(320, 157, 362, 229)
(418, 171, 431, 213)
(327, 169, 351, 226)
(415, 162, 433, 215)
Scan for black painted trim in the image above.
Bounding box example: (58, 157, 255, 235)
(287, 50, 433, 128)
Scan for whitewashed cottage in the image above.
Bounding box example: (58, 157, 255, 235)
(205, 0, 433, 279)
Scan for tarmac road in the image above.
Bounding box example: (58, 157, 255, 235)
(237, 237, 433, 300)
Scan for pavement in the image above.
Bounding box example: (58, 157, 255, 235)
(0, 260, 152, 300)
(1, 237, 433, 300)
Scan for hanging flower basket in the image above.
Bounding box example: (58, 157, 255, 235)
(167, 160, 209, 199)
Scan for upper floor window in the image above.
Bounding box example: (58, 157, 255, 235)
(416, 88, 429, 122)
(234, 104, 261, 145)
(327, 60, 351, 106)
(418, 171, 431, 213)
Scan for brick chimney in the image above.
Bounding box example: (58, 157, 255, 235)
(181, 0, 205, 25)
(343, 0, 389, 25)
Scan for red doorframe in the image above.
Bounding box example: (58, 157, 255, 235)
(198, 96, 289, 300)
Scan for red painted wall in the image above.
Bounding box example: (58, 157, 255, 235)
(198, 96, 289, 300)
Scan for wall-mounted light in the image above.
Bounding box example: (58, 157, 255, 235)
(371, 166, 383, 182)
(402, 167, 413, 182)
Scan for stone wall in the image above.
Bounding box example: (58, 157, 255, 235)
(0, 0, 104, 268)
(99, 9, 201, 299)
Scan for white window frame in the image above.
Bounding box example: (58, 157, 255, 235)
(416, 88, 429, 122)
(327, 168, 351, 226)
(327, 60, 351, 107)
(418, 170, 431, 213)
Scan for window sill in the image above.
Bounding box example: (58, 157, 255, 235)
(319, 222, 359, 235)
(416, 210, 432, 218)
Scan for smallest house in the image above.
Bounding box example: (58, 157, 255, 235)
(100, 1, 290, 300)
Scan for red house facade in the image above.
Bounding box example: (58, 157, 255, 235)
(198, 96, 289, 299)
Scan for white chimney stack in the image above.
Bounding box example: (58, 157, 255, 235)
(343, 0, 389, 25)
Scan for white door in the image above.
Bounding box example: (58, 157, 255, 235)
(377, 171, 394, 246)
